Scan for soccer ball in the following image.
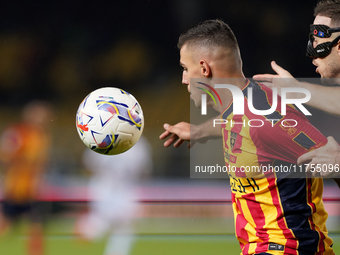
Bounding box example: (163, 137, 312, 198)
(76, 87, 144, 155)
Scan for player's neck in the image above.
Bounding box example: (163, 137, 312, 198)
(212, 75, 247, 113)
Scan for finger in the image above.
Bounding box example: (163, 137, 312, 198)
(163, 134, 179, 147)
(160, 123, 173, 140)
(305, 158, 329, 177)
(303, 159, 318, 176)
(174, 139, 184, 148)
(326, 136, 339, 149)
(305, 162, 311, 174)
(163, 123, 170, 129)
(164, 123, 182, 137)
(297, 151, 315, 166)
(252, 74, 275, 82)
(327, 136, 335, 142)
(159, 130, 171, 140)
(271, 61, 292, 77)
(303, 160, 318, 177)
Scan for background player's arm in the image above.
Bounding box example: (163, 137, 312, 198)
(253, 61, 340, 116)
(160, 117, 222, 148)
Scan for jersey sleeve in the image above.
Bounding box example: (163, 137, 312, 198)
(256, 107, 327, 164)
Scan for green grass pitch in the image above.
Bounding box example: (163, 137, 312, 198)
(1, 234, 339, 255)
(0, 217, 338, 255)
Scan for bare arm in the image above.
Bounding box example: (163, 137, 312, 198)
(159, 117, 222, 148)
(253, 61, 340, 116)
(295, 82, 340, 116)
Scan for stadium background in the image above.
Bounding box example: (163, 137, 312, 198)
(0, 0, 339, 254)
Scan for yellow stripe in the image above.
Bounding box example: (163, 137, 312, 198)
(127, 110, 142, 127)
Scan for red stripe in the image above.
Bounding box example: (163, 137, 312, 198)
(318, 231, 326, 253)
(222, 125, 229, 150)
(234, 194, 249, 254)
(234, 168, 247, 178)
(243, 192, 269, 254)
(268, 177, 298, 254)
(230, 115, 244, 135)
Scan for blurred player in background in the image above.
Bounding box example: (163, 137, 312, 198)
(76, 135, 152, 255)
(253, 0, 340, 182)
(160, 20, 334, 254)
(0, 101, 53, 255)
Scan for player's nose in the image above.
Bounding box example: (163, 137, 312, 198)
(182, 72, 189, 86)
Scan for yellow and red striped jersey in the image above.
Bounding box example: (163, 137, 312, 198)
(221, 80, 334, 255)
(0, 123, 50, 203)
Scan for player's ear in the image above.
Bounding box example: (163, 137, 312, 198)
(199, 60, 211, 78)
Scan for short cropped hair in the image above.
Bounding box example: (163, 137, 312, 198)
(314, 0, 340, 26)
(177, 20, 239, 52)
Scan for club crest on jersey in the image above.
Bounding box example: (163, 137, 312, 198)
(230, 132, 237, 151)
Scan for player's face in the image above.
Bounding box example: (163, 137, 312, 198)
(312, 15, 340, 80)
(180, 45, 205, 107)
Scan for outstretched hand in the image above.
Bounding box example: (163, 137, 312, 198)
(253, 61, 299, 91)
(159, 122, 190, 148)
(159, 122, 209, 148)
(297, 136, 340, 178)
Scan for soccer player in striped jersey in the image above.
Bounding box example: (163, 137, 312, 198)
(0, 101, 53, 255)
(160, 20, 334, 254)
